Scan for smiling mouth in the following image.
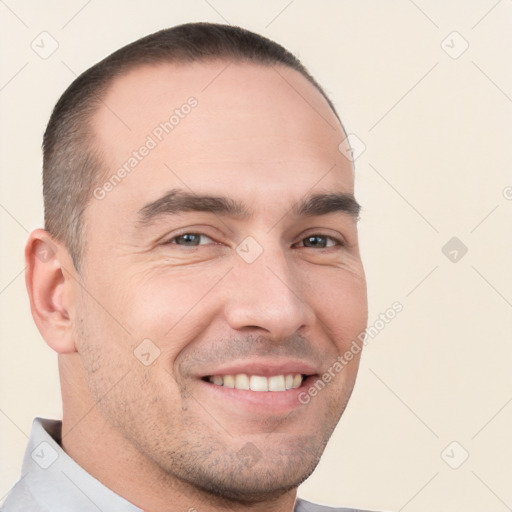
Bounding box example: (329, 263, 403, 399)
(202, 373, 307, 392)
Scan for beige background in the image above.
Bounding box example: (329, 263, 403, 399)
(1, 1, 511, 510)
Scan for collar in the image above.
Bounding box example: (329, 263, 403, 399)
(10, 417, 143, 512)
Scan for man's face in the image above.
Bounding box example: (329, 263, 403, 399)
(73, 61, 367, 501)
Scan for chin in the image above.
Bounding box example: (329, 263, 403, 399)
(168, 435, 326, 504)
(181, 459, 317, 504)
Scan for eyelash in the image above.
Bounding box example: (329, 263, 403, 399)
(165, 232, 345, 249)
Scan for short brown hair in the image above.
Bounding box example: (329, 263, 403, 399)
(42, 22, 342, 270)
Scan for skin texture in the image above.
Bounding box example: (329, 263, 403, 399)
(26, 60, 368, 512)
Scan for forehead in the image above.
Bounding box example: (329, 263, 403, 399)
(95, 59, 343, 138)
(89, 60, 353, 220)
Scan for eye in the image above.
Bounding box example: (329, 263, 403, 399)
(167, 233, 215, 247)
(296, 234, 342, 249)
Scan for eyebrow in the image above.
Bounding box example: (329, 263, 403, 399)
(137, 188, 361, 225)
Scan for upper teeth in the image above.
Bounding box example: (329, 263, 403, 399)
(208, 374, 303, 392)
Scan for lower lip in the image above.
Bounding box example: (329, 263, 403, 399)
(196, 376, 318, 414)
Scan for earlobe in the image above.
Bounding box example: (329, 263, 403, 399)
(25, 229, 77, 354)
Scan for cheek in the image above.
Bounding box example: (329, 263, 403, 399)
(313, 271, 368, 350)
(74, 289, 182, 421)
(120, 265, 226, 346)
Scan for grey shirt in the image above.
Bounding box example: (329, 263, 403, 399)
(1, 418, 376, 512)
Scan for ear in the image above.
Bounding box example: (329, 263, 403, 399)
(25, 229, 77, 354)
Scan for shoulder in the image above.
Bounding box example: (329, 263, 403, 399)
(295, 498, 390, 512)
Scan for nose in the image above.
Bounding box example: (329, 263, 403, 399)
(223, 244, 315, 340)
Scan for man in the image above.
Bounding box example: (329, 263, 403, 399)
(2, 22, 375, 512)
